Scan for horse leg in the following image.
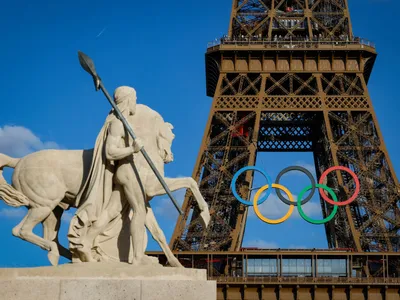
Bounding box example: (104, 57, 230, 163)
(146, 177, 210, 228)
(18, 206, 60, 266)
(143, 226, 148, 253)
(145, 204, 183, 268)
(42, 206, 72, 261)
(12, 213, 28, 238)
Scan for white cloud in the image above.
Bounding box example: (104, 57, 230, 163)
(295, 161, 316, 175)
(0, 208, 26, 219)
(243, 239, 279, 249)
(0, 207, 74, 225)
(288, 244, 307, 249)
(0, 125, 60, 157)
(280, 161, 316, 176)
(152, 189, 187, 219)
(242, 240, 308, 250)
(248, 193, 322, 219)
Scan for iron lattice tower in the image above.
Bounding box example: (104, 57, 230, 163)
(171, 0, 400, 252)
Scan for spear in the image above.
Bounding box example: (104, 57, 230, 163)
(77, 51, 183, 215)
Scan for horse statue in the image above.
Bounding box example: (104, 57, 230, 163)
(0, 104, 210, 266)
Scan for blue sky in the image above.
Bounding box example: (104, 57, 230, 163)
(0, 0, 399, 267)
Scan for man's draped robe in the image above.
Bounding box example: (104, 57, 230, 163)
(68, 110, 132, 262)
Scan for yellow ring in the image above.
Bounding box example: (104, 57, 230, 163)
(253, 184, 295, 224)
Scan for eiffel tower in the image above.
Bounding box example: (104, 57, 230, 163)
(170, 0, 400, 253)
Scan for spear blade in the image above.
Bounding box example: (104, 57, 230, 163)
(78, 51, 101, 91)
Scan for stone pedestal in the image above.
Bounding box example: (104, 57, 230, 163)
(0, 263, 216, 300)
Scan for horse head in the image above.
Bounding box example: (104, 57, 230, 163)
(157, 122, 175, 164)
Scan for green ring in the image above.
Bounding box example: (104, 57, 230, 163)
(297, 184, 338, 225)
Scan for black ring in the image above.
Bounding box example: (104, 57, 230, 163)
(275, 166, 316, 206)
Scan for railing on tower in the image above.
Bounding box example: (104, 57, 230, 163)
(207, 36, 375, 49)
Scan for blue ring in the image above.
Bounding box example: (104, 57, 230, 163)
(231, 166, 272, 206)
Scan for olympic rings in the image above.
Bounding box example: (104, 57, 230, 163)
(275, 166, 316, 206)
(297, 184, 338, 224)
(231, 166, 272, 206)
(318, 166, 360, 206)
(230, 165, 361, 225)
(253, 184, 295, 224)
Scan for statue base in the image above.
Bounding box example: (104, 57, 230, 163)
(0, 262, 216, 300)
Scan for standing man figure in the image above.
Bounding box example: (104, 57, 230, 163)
(69, 86, 147, 264)
(104, 87, 158, 266)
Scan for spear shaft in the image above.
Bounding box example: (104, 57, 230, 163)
(99, 82, 183, 215)
(78, 51, 183, 215)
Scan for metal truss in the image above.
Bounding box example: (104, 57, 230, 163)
(229, 0, 352, 40)
(170, 0, 400, 254)
(171, 72, 400, 253)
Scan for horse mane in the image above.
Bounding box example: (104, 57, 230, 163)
(158, 122, 174, 140)
(156, 120, 174, 158)
(135, 104, 174, 158)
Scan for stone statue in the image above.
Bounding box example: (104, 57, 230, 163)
(0, 86, 210, 267)
(67, 86, 147, 264)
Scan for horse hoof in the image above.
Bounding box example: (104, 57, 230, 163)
(11, 228, 20, 238)
(48, 242, 60, 266)
(78, 247, 96, 263)
(48, 252, 60, 266)
(200, 210, 211, 228)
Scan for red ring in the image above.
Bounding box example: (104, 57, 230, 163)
(318, 166, 360, 206)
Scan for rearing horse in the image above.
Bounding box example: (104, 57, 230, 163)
(0, 104, 210, 266)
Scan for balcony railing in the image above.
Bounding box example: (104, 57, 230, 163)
(211, 276, 400, 285)
(240, 248, 355, 252)
(207, 37, 375, 50)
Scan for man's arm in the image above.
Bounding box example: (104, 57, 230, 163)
(105, 120, 142, 161)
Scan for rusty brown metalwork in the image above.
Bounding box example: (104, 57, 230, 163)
(170, 0, 400, 254)
(228, 0, 353, 41)
(148, 251, 400, 300)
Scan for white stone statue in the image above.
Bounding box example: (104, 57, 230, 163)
(0, 86, 210, 267)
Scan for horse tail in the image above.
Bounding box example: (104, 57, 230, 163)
(0, 154, 29, 207)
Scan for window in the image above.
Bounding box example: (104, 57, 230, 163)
(246, 258, 278, 276)
(282, 259, 312, 276)
(317, 258, 347, 277)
